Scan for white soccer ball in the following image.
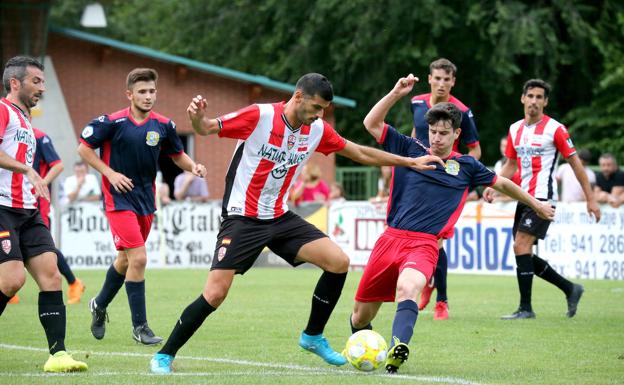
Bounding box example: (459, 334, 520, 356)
(344, 330, 388, 371)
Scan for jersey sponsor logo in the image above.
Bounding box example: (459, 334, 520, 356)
(146, 131, 160, 146)
(412, 100, 425, 104)
(524, 218, 533, 227)
(287, 134, 296, 150)
(15, 129, 35, 147)
(444, 160, 460, 176)
(298, 136, 309, 146)
(258, 143, 287, 163)
(114, 118, 126, 123)
(271, 164, 288, 179)
(1, 239, 11, 254)
(82, 125, 94, 138)
(230, 206, 242, 214)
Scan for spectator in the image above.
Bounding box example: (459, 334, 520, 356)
(291, 163, 330, 205)
(173, 171, 209, 202)
(158, 182, 172, 206)
(328, 182, 346, 204)
(595, 153, 624, 207)
(62, 161, 101, 204)
(494, 137, 509, 174)
(556, 149, 596, 202)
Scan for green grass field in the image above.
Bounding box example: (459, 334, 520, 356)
(1, 268, 622, 385)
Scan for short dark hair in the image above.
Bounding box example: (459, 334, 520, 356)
(295, 73, 333, 102)
(429, 58, 457, 77)
(522, 79, 551, 98)
(2, 56, 44, 92)
(599, 152, 618, 165)
(425, 102, 462, 129)
(126, 68, 158, 89)
(577, 149, 591, 163)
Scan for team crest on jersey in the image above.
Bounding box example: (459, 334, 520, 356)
(1, 239, 11, 254)
(82, 125, 94, 138)
(444, 160, 460, 176)
(287, 134, 296, 150)
(146, 131, 160, 146)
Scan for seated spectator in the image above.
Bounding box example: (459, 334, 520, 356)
(291, 163, 330, 205)
(595, 153, 624, 207)
(173, 171, 210, 202)
(62, 160, 101, 204)
(556, 149, 596, 202)
(329, 182, 346, 204)
(158, 182, 172, 206)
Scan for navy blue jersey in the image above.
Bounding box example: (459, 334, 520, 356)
(379, 124, 496, 238)
(33, 128, 61, 179)
(411, 93, 479, 153)
(80, 108, 184, 215)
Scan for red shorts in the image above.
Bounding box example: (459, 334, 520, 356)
(355, 227, 439, 303)
(106, 210, 154, 250)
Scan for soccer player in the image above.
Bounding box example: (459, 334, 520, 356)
(150, 73, 444, 374)
(350, 74, 554, 373)
(484, 79, 601, 320)
(78, 68, 207, 345)
(410, 58, 481, 319)
(0, 56, 87, 372)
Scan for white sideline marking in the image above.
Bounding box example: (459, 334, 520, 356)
(0, 343, 493, 385)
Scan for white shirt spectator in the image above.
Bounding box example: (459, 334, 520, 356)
(62, 173, 101, 204)
(556, 163, 596, 202)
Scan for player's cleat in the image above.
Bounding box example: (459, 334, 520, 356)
(433, 301, 449, 320)
(150, 353, 174, 374)
(418, 279, 435, 310)
(385, 337, 409, 374)
(298, 331, 347, 366)
(43, 351, 88, 372)
(133, 323, 163, 345)
(89, 298, 108, 340)
(566, 283, 584, 318)
(67, 279, 85, 304)
(8, 294, 19, 304)
(500, 309, 536, 320)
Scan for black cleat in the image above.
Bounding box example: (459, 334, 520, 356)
(385, 337, 409, 374)
(89, 298, 108, 340)
(132, 323, 163, 345)
(500, 309, 536, 320)
(566, 284, 584, 318)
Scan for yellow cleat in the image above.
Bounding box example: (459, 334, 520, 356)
(43, 351, 88, 373)
(67, 279, 86, 304)
(385, 337, 409, 374)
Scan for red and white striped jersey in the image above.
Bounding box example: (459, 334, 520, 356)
(505, 115, 576, 201)
(0, 98, 37, 209)
(217, 102, 346, 220)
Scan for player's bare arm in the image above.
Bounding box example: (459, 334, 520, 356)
(468, 143, 482, 160)
(483, 157, 518, 202)
(0, 150, 50, 201)
(491, 176, 555, 221)
(187, 95, 220, 136)
(42, 161, 64, 186)
(338, 141, 442, 171)
(567, 153, 601, 221)
(171, 152, 207, 177)
(78, 143, 134, 193)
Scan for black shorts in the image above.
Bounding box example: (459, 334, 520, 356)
(0, 206, 56, 264)
(212, 211, 327, 274)
(512, 201, 553, 241)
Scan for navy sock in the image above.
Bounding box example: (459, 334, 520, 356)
(55, 249, 76, 285)
(435, 248, 448, 302)
(515, 254, 534, 311)
(160, 295, 216, 356)
(532, 254, 574, 296)
(304, 271, 347, 336)
(391, 300, 418, 346)
(38, 291, 66, 354)
(0, 290, 10, 316)
(125, 280, 147, 327)
(349, 315, 372, 334)
(95, 264, 125, 308)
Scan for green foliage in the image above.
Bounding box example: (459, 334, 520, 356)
(49, 0, 623, 165)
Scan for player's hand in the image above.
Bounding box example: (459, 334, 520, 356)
(107, 171, 133, 193)
(392, 74, 419, 97)
(588, 199, 602, 222)
(187, 95, 207, 125)
(483, 187, 496, 203)
(192, 163, 207, 178)
(26, 168, 50, 202)
(407, 154, 444, 171)
(535, 202, 555, 221)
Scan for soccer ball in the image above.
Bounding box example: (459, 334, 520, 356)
(344, 330, 388, 371)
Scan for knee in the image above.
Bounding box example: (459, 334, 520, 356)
(1, 273, 26, 296)
(351, 309, 370, 328)
(395, 280, 421, 302)
(128, 254, 147, 271)
(203, 284, 229, 308)
(326, 252, 350, 274)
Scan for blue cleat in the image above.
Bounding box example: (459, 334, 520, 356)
(150, 353, 174, 374)
(299, 331, 347, 366)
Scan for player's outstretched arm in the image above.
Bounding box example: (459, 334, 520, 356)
(364, 74, 419, 142)
(42, 162, 64, 186)
(483, 158, 518, 202)
(187, 95, 220, 136)
(77, 143, 134, 193)
(567, 153, 601, 222)
(172, 152, 207, 177)
(337, 141, 442, 170)
(491, 176, 555, 220)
